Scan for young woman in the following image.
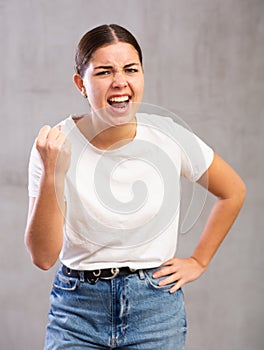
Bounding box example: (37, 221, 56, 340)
(25, 24, 246, 349)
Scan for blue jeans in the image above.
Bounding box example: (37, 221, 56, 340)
(44, 265, 187, 349)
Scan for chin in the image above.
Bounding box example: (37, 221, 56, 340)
(94, 103, 138, 127)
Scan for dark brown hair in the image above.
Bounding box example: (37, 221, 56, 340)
(75, 24, 143, 77)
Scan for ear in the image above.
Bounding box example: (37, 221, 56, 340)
(73, 74, 87, 97)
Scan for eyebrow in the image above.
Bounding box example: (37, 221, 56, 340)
(94, 63, 140, 70)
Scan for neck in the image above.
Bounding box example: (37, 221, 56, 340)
(76, 114, 137, 150)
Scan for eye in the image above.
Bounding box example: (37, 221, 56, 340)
(125, 68, 138, 73)
(95, 70, 111, 76)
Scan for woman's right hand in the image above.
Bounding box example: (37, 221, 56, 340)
(36, 125, 71, 178)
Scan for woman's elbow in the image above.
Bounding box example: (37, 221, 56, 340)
(237, 179, 246, 206)
(231, 178, 246, 213)
(31, 258, 56, 271)
(29, 252, 58, 270)
(24, 237, 57, 271)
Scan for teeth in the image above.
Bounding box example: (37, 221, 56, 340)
(108, 96, 130, 103)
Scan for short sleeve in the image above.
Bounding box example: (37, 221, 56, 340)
(28, 141, 43, 197)
(170, 122, 214, 182)
(137, 114, 214, 183)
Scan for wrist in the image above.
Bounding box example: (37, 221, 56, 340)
(40, 172, 65, 193)
(190, 255, 208, 270)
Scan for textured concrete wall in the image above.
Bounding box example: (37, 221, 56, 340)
(1, 0, 263, 349)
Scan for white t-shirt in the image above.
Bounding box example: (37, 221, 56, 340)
(28, 113, 214, 270)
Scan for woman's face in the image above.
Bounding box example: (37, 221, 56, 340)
(80, 42, 144, 126)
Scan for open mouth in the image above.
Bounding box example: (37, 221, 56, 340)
(107, 95, 131, 110)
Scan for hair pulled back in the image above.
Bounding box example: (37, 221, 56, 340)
(75, 24, 143, 77)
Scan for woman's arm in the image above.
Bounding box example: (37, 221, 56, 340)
(153, 153, 246, 293)
(24, 125, 71, 270)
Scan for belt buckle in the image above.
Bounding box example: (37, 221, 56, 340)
(100, 267, 120, 280)
(86, 269, 101, 285)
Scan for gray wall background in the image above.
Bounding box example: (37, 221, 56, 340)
(1, 0, 263, 349)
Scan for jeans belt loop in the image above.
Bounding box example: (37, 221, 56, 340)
(138, 269, 145, 280)
(79, 271, 85, 282)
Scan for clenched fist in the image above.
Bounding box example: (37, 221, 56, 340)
(36, 125, 71, 178)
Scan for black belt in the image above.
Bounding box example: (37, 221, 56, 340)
(62, 264, 138, 284)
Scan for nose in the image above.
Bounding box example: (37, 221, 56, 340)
(112, 72, 128, 88)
